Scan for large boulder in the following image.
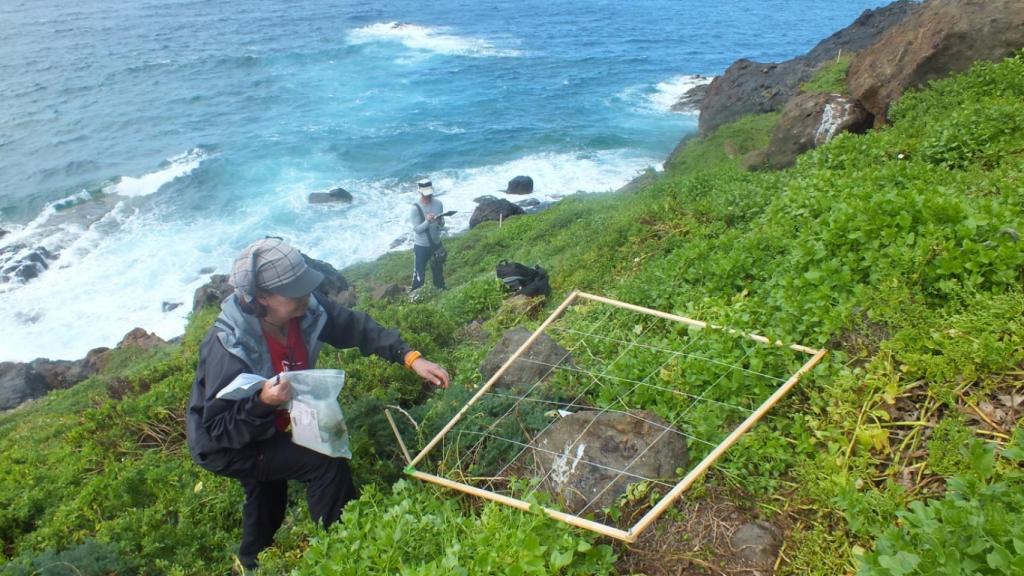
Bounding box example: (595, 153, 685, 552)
(502, 175, 534, 195)
(698, 0, 918, 135)
(531, 410, 689, 513)
(479, 326, 572, 389)
(848, 0, 1024, 125)
(469, 195, 526, 229)
(0, 362, 48, 411)
(751, 91, 871, 170)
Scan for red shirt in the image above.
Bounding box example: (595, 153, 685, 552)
(263, 317, 309, 431)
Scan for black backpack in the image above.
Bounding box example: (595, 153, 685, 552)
(496, 260, 550, 297)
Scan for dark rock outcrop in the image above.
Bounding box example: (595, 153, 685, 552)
(191, 255, 351, 313)
(470, 195, 525, 229)
(502, 175, 534, 195)
(302, 255, 351, 303)
(848, 0, 1024, 125)
(192, 274, 232, 313)
(308, 187, 353, 204)
(670, 82, 710, 113)
(531, 410, 689, 513)
(751, 91, 871, 170)
(479, 326, 572, 389)
(30, 358, 98, 391)
(0, 244, 58, 283)
(0, 362, 49, 411)
(698, 0, 918, 135)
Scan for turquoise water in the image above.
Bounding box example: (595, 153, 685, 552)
(0, 0, 889, 360)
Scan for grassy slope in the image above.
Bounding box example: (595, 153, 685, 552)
(1, 54, 1022, 575)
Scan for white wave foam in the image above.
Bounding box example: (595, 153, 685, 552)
(105, 148, 207, 197)
(0, 149, 658, 361)
(348, 22, 521, 58)
(647, 74, 713, 113)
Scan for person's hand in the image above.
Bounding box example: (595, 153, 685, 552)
(426, 213, 437, 222)
(259, 374, 293, 406)
(411, 358, 450, 388)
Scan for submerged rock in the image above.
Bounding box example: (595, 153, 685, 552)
(308, 187, 354, 204)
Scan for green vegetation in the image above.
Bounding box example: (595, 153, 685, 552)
(801, 56, 853, 94)
(2, 53, 1023, 575)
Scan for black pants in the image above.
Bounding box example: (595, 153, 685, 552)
(412, 244, 445, 290)
(219, 432, 358, 568)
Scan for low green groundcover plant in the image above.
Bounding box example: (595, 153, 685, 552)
(293, 481, 616, 576)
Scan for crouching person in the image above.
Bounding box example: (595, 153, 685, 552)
(186, 237, 449, 572)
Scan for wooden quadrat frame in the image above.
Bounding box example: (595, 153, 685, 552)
(394, 290, 827, 542)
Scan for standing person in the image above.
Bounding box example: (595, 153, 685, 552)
(186, 237, 449, 573)
(409, 178, 446, 290)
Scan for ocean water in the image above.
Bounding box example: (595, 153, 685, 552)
(0, 0, 889, 361)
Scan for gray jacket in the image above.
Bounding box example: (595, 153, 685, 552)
(409, 198, 445, 247)
(186, 292, 412, 472)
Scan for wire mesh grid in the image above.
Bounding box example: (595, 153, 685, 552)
(394, 291, 826, 541)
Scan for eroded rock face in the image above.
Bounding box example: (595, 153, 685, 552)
(698, 0, 918, 136)
(479, 326, 571, 389)
(848, 0, 1024, 124)
(753, 91, 871, 170)
(531, 410, 689, 513)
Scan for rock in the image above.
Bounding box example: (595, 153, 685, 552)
(198, 266, 215, 274)
(754, 92, 871, 170)
(531, 410, 689, 513)
(0, 362, 48, 411)
(729, 521, 782, 568)
(470, 195, 526, 229)
(308, 187, 353, 204)
(192, 273, 232, 313)
(698, 0, 918, 135)
(371, 283, 404, 301)
(479, 326, 572, 389)
(502, 175, 534, 195)
(84, 346, 112, 374)
(192, 256, 351, 312)
(389, 234, 411, 249)
(118, 328, 167, 350)
(0, 244, 58, 283)
(615, 168, 661, 194)
(333, 287, 358, 308)
(670, 82, 709, 113)
(302, 255, 350, 302)
(848, 0, 1024, 125)
(0, 228, 8, 239)
(162, 301, 183, 313)
(30, 358, 96, 391)
(455, 320, 489, 345)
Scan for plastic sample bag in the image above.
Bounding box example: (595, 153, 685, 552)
(286, 369, 351, 459)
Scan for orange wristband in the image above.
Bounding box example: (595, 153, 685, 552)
(404, 350, 422, 369)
